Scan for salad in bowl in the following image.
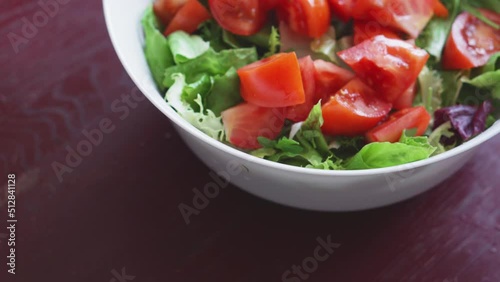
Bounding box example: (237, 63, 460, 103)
(142, 0, 500, 171)
(103, 0, 500, 210)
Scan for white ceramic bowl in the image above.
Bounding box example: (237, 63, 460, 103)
(103, 0, 500, 211)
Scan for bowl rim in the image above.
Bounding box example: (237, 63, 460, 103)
(103, 0, 500, 177)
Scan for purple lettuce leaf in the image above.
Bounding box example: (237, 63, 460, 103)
(433, 101, 492, 142)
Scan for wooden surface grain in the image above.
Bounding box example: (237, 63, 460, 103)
(1, 1, 500, 281)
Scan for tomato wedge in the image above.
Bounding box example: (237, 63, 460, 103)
(353, 20, 400, 45)
(153, 0, 188, 26)
(286, 56, 318, 122)
(352, 0, 434, 38)
(164, 0, 211, 36)
(321, 79, 392, 136)
(209, 0, 266, 36)
(278, 0, 331, 38)
(313, 59, 355, 101)
(366, 106, 431, 143)
(222, 103, 286, 149)
(433, 0, 448, 18)
(328, 0, 356, 22)
(442, 10, 500, 70)
(238, 52, 305, 108)
(393, 82, 416, 110)
(338, 36, 429, 102)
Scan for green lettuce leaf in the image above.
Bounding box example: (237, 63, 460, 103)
(482, 52, 500, 73)
(346, 134, 436, 170)
(168, 31, 210, 64)
(163, 47, 258, 87)
(464, 53, 500, 100)
(173, 67, 243, 116)
(141, 6, 174, 90)
(197, 20, 232, 51)
(464, 0, 500, 13)
(466, 71, 500, 99)
(416, 0, 461, 65)
(298, 103, 331, 158)
(205, 67, 243, 116)
(440, 70, 467, 107)
(462, 2, 500, 29)
(181, 74, 213, 111)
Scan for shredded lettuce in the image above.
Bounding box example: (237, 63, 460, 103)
(416, 66, 468, 112)
(165, 74, 225, 141)
(417, 66, 444, 113)
(428, 121, 457, 154)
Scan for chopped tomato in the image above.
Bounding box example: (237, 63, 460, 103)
(338, 36, 429, 102)
(442, 10, 500, 70)
(278, 0, 331, 38)
(313, 59, 355, 101)
(222, 103, 286, 149)
(321, 79, 392, 136)
(164, 0, 211, 36)
(153, 0, 187, 26)
(286, 56, 318, 122)
(352, 0, 434, 38)
(353, 20, 400, 45)
(366, 106, 431, 143)
(262, 0, 281, 11)
(433, 0, 448, 18)
(209, 0, 266, 36)
(393, 82, 416, 110)
(238, 52, 305, 108)
(328, 0, 356, 22)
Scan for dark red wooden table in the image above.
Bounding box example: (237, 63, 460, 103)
(1, 1, 500, 281)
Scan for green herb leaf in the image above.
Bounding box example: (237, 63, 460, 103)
(346, 133, 436, 170)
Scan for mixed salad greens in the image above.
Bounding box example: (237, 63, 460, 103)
(142, 0, 500, 170)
